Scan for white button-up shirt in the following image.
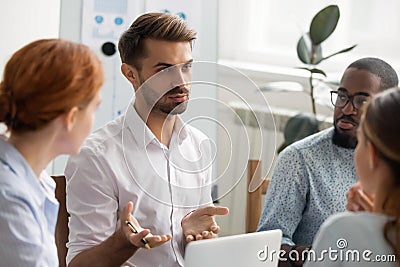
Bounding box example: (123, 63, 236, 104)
(66, 104, 213, 267)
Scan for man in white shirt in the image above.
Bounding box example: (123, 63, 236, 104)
(66, 12, 229, 267)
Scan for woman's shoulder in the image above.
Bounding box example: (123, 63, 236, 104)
(0, 166, 36, 201)
(318, 211, 391, 243)
(323, 211, 389, 227)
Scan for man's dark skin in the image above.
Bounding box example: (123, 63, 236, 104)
(278, 67, 382, 267)
(280, 244, 311, 267)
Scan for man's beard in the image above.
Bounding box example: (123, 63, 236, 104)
(143, 85, 189, 115)
(332, 122, 358, 149)
(138, 74, 189, 115)
(156, 99, 188, 115)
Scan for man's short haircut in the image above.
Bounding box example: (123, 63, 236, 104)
(118, 12, 197, 70)
(347, 57, 399, 90)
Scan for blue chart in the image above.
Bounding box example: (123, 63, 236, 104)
(84, 0, 128, 42)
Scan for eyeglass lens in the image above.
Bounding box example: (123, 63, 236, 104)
(331, 91, 369, 109)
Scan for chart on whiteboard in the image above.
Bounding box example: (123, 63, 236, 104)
(81, 0, 141, 130)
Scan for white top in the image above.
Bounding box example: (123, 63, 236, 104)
(304, 212, 397, 267)
(66, 104, 213, 267)
(0, 139, 59, 266)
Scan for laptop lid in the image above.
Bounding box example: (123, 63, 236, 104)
(184, 229, 282, 267)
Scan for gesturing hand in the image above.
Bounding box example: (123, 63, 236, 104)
(181, 206, 229, 243)
(121, 201, 172, 249)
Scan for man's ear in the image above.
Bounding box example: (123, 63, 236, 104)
(121, 63, 140, 90)
(64, 107, 79, 131)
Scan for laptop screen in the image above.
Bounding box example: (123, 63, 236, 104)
(185, 229, 282, 267)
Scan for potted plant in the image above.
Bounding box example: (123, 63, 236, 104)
(296, 4, 356, 115)
(261, 4, 356, 152)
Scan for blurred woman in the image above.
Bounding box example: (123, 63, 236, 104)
(305, 87, 400, 266)
(0, 39, 104, 265)
(0, 39, 171, 266)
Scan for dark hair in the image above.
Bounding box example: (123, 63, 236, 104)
(362, 87, 400, 263)
(0, 39, 103, 133)
(347, 57, 399, 90)
(118, 12, 197, 69)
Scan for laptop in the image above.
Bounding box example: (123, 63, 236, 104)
(184, 229, 282, 267)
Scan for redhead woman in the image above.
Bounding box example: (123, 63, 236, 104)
(0, 39, 170, 266)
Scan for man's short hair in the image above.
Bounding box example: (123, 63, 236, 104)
(118, 12, 197, 70)
(347, 57, 399, 90)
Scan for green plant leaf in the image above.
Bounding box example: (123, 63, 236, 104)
(297, 35, 323, 66)
(297, 35, 311, 64)
(297, 67, 312, 72)
(297, 67, 327, 77)
(277, 113, 319, 154)
(310, 5, 340, 45)
(315, 44, 358, 64)
(310, 68, 327, 77)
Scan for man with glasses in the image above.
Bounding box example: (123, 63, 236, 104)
(257, 57, 398, 267)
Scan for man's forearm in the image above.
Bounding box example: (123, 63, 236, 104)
(68, 228, 138, 267)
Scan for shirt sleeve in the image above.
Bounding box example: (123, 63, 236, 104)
(198, 134, 214, 207)
(0, 189, 50, 266)
(65, 148, 118, 264)
(257, 145, 309, 245)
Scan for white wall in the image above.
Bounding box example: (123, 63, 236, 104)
(0, 1, 61, 79)
(219, 0, 400, 75)
(0, 1, 61, 171)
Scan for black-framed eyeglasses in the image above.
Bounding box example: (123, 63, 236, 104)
(330, 89, 370, 110)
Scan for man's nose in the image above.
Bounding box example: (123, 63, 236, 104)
(170, 68, 189, 88)
(341, 100, 357, 115)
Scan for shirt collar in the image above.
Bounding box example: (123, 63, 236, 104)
(172, 115, 188, 145)
(125, 104, 157, 149)
(125, 104, 189, 148)
(0, 138, 45, 207)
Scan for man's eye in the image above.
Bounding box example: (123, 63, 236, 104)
(355, 97, 368, 106)
(338, 94, 348, 101)
(159, 66, 173, 73)
(160, 67, 169, 72)
(182, 62, 192, 72)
